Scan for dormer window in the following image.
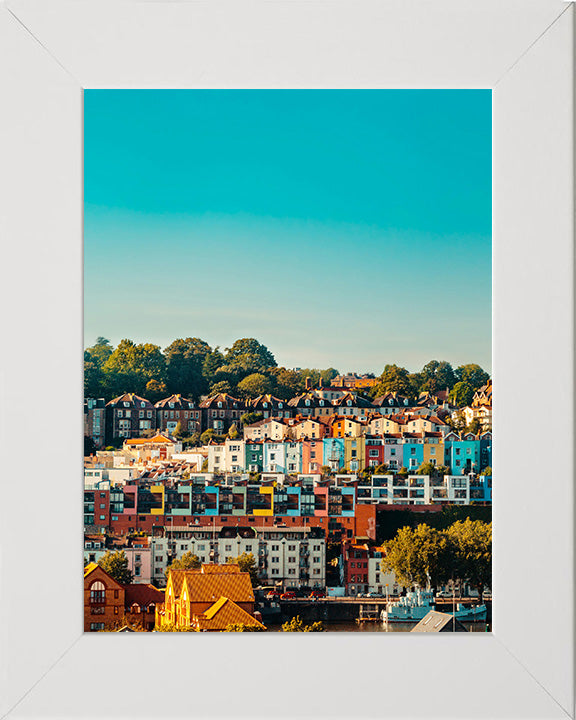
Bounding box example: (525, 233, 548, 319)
(218, 402, 222, 408)
(389, 399, 393, 405)
(320, 400, 324, 406)
(169, 403, 174, 409)
(263, 403, 268, 409)
(141, 402, 145, 408)
(124, 402, 130, 408)
(279, 403, 283, 408)
(347, 400, 352, 406)
(305, 400, 310, 407)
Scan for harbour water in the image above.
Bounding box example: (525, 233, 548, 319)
(267, 621, 490, 633)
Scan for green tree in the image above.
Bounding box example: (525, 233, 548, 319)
(450, 381, 474, 408)
(226, 552, 259, 586)
(466, 418, 482, 435)
(237, 373, 274, 398)
(164, 337, 211, 399)
(103, 339, 167, 395)
(165, 551, 201, 579)
(416, 461, 437, 476)
(84, 352, 105, 398)
(268, 367, 303, 399)
(202, 348, 225, 383)
(454, 364, 490, 391)
(420, 360, 456, 393)
(381, 524, 449, 591)
(172, 421, 184, 439)
(480, 466, 492, 476)
(223, 623, 265, 632)
(209, 380, 233, 396)
(98, 550, 133, 584)
(145, 378, 168, 403)
(225, 338, 277, 371)
(241, 411, 264, 427)
(374, 365, 415, 396)
(85, 337, 113, 367)
(282, 616, 324, 632)
(155, 622, 197, 632)
(228, 423, 239, 439)
(200, 429, 215, 445)
(445, 519, 492, 598)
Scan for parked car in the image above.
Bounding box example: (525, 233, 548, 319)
(308, 590, 325, 599)
(280, 591, 297, 600)
(266, 590, 281, 600)
(482, 590, 492, 600)
(435, 590, 452, 598)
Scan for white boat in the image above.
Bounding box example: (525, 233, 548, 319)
(381, 588, 487, 623)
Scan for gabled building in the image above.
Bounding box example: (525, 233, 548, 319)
(155, 394, 200, 435)
(200, 393, 244, 434)
(331, 392, 374, 417)
(250, 394, 291, 419)
(372, 393, 411, 414)
(243, 418, 288, 442)
(331, 416, 366, 438)
(105, 393, 155, 442)
(156, 564, 258, 630)
(288, 392, 332, 417)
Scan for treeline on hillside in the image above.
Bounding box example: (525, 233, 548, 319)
(84, 336, 490, 407)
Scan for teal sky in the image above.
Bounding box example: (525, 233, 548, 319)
(84, 90, 491, 374)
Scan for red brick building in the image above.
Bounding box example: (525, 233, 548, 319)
(155, 394, 201, 435)
(105, 393, 155, 443)
(200, 393, 245, 434)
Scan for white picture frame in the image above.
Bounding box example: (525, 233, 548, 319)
(0, 1, 573, 718)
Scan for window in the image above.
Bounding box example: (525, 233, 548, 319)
(245, 545, 252, 552)
(90, 623, 105, 631)
(271, 545, 279, 551)
(272, 557, 279, 563)
(288, 557, 296, 563)
(288, 569, 296, 575)
(99, 515, 105, 520)
(225, 544, 232, 552)
(288, 545, 296, 551)
(134, 566, 141, 576)
(313, 557, 320, 563)
(90, 581, 105, 604)
(271, 569, 279, 575)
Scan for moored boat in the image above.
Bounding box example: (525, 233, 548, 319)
(381, 588, 486, 623)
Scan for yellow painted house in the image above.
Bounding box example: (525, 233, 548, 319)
(344, 436, 366, 472)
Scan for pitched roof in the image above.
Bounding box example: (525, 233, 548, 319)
(411, 610, 468, 633)
(182, 569, 255, 604)
(125, 584, 164, 607)
(200, 563, 240, 574)
(84, 562, 99, 578)
(155, 394, 196, 409)
(125, 434, 175, 446)
(195, 597, 265, 631)
(106, 393, 154, 408)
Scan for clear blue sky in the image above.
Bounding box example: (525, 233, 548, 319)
(84, 90, 491, 374)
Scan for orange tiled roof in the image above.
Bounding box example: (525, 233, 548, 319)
(195, 597, 265, 631)
(181, 570, 255, 604)
(200, 564, 240, 574)
(84, 562, 99, 578)
(125, 434, 175, 446)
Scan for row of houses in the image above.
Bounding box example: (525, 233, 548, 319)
(207, 432, 491, 475)
(84, 386, 463, 448)
(84, 469, 492, 541)
(84, 561, 264, 632)
(85, 524, 327, 589)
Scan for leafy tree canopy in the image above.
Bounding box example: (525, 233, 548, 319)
(237, 373, 274, 398)
(98, 550, 133, 584)
(241, 411, 264, 427)
(225, 338, 277, 371)
(223, 623, 265, 632)
(420, 360, 456, 393)
(164, 337, 212, 399)
(454, 364, 490, 391)
(103, 339, 167, 394)
(226, 552, 259, 587)
(381, 524, 449, 590)
(445, 518, 492, 598)
(209, 380, 233, 396)
(165, 551, 201, 579)
(373, 365, 415, 396)
(282, 615, 324, 632)
(450, 381, 474, 408)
